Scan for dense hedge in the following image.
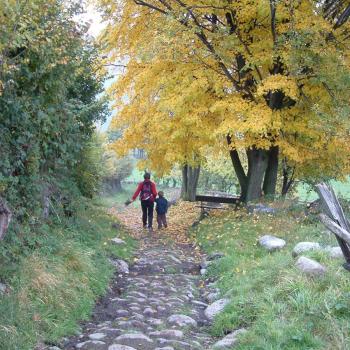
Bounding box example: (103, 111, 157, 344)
(0, 0, 108, 237)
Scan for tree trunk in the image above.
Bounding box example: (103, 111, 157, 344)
(281, 159, 295, 197)
(227, 136, 248, 200)
(245, 148, 268, 202)
(181, 165, 200, 201)
(114, 178, 122, 192)
(0, 198, 12, 240)
(263, 146, 279, 198)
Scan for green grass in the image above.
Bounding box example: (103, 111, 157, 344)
(0, 197, 135, 350)
(296, 178, 350, 202)
(190, 203, 350, 350)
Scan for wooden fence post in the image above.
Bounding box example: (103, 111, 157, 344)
(316, 183, 350, 271)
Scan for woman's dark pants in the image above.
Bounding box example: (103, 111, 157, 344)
(141, 200, 154, 228)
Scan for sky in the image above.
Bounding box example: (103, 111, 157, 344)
(83, 4, 105, 38)
(81, 5, 114, 132)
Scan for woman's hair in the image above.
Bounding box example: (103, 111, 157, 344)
(144, 172, 151, 179)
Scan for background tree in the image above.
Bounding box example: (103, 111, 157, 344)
(102, 150, 133, 192)
(98, 0, 350, 202)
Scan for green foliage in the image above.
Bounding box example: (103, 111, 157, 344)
(73, 134, 106, 198)
(198, 151, 239, 193)
(0, 0, 108, 224)
(0, 198, 135, 350)
(191, 205, 350, 349)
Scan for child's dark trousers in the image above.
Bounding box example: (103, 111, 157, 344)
(157, 214, 167, 229)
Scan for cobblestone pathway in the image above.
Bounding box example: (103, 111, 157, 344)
(62, 235, 217, 350)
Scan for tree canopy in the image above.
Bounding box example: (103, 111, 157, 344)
(99, 0, 350, 201)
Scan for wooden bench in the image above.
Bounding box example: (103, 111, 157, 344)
(195, 194, 240, 213)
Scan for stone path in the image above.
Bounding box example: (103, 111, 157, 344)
(61, 235, 218, 350)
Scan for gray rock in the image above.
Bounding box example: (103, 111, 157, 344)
(149, 329, 184, 339)
(191, 300, 208, 307)
(200, 268, 207, 275)
(212, 329, 247, 349)
(326, 246, 343, 259)
(167, 314, 197, 327)
(111, 259, 129, 274)
(205, 299, 230, 320)
(157, 339, 192, 349)
(154, 347, 174, 350)
(206, 292, 220, 303)
(0, 283, 7, 294)
(148, 318, 163, 326)
(292, 242, 321, 257)
(248, 203, 276, 214)
(110, 237, 126, 245)
(114, 333, 153, 348)
(200, 260, 209, 269)
(76, 340, 106, 349)
(296, 256, 326, 276)
(48, 347, 61, 350)
(116, 310, 129, 317)
(108, 345, 137, 350)
(143, 307, 157, 316)
(259, 235, 286, 251)
(88, 333, 106, 340)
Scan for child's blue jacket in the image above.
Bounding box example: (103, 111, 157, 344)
(155, 197, 168, 214)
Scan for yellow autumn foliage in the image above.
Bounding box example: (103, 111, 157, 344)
(97, 0, 350, 188)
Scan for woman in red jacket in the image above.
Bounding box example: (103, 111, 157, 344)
(129, 172, 157, 230)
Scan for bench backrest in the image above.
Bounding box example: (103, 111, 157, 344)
(195, 195, 240, 204)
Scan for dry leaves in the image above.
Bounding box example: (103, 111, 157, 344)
(109, 200, 201, 244)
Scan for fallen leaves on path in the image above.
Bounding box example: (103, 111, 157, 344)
(109, 200, 201, 245)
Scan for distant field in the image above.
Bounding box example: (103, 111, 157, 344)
(296, 179, 350, 202)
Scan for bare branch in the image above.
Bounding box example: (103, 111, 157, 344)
(133, 0, 168, 14)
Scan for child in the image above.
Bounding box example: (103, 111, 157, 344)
(155, 191, 168, 229)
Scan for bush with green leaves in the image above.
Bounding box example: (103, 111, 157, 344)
(0, 0, 109, 231)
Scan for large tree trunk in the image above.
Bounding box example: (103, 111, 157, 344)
(263, 146, 279, 198)
(181, 165, 200, 201)
(245, 148, 269, 202)
(0, 198, 12, 240)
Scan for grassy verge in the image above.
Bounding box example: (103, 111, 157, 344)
(0, 197, 135, 350)
(191, 203, 350, 349)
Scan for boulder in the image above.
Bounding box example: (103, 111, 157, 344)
(110, 238, 126, 245)
(167, 314, 197, 327)
(259, 235, 286, 251)
(212, 328, 247, 349)
(292, 242, 321, 257)
(296, 256, 326, 276)
(204, 298, 230, 320)
(325, 246, 343, 259)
